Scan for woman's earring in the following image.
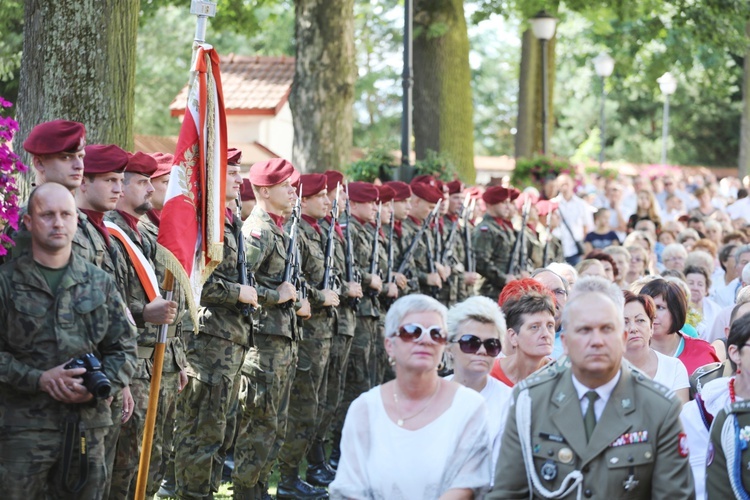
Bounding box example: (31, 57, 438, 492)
(388, 356, 396, 366)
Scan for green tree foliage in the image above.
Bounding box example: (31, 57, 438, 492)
(413, 149, 458, 180)
(345, 147, 397, 182)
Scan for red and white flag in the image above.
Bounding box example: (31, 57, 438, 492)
(157, 44, 227, 326)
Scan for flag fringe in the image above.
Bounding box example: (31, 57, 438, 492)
(156, 244, 200, 331)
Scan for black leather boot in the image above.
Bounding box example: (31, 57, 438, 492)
(276, 474, 329, 499)
(306, 460, 336, 487)
(328, 446, 341, 470)
(232, 483, 257, 500)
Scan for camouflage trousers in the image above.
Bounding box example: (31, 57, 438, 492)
(174, 334, 246, 499)
(277, 335, 332, 475)
(101, 390, 124, 498)
(110, 359, 180, 500)
(331, 316, 378, 449)
(314, 334, 353, 444)
(233, 334, 297, 488)
(0, 423, 108, 500)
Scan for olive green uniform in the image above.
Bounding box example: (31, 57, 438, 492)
(473, 214, 514, 301)
(436, 213, 468, 307)
(401, 216, 439, 297)
(706, 399, 750, 499)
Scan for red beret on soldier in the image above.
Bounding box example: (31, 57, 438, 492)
(482, 186, 519, 205)
(83, 144, 129, 175)
(410, 181, 444, 204)
(149, 152, 174, 178)
(383, 181, 412, 201)
(23, 119, 86, 155)
(240, 179, 255, 201)
(125, 151, 158, 177)
(294, 173, 328, 198)
(376, 184, 396, 203)
(227, 148, 242, 166)
(248, 158, 299, 187)
(535, 200, 558, 218)
(347, 181, 379, 203)
(445, 179, 464, 195)
(323, 170, 345, 191)
(411, 174, 438, 188)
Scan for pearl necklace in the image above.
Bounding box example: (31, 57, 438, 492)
(392, 380, 441, 427)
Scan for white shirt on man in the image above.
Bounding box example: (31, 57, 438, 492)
(571, 370, 621, 421)
(552, 194, 595, 258)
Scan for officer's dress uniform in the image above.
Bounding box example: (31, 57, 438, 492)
(706, 399, 750, 499)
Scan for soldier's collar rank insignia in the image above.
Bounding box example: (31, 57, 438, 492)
(555, 392, 566, 403)
(621, 398, 632, 409)
(610, 430, 648, 447)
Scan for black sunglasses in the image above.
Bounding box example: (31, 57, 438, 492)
(450, 334, 502, 357)
(395, 323, 447, 345)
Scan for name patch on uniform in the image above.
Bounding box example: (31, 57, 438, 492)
(610, 430, 648, 447)
(250, 228, 262, 240)
(678, 432, 689, 457)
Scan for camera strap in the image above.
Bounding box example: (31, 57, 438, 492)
(61, 413, 89, 493)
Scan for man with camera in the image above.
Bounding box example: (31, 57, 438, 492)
(0, 182, 137, 499)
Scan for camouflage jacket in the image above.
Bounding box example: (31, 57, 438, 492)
(436, 214, 467, 306)
(0, 253, 137, 429)
(294, 217, 335, 339)
(391, 220, 419, 295)
(473, 214, 513, 300)
(78, 214, 130, 300)
(346, 216, 379, 318)
(401, 216, 437, 296)
(243, 206, 297, 339)
(320, 217, 355, 337)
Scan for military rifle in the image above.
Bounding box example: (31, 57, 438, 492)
(441, 193, 470, 266)
(343, 182, 361, 311)
(425, 200, 442, 298)
(507, 196, 531, 276)
(234, 195, 256, 316)
(382, 202, 396, 308)
(542, 210, 552, 267)
(281, 187, 302, 309)
(396, 200, 441, 275)
(464, 198, 476, 274)
(366, 202, 382, 301)
(321, 184, 341, 318)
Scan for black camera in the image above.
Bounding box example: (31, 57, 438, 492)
(64, 353, 112, 399)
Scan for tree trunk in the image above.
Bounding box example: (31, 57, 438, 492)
(291, 0, 356, 173)
(14, 0, 139, 202)
(739, 21, 750, 179)
(413, 0, 475, 182)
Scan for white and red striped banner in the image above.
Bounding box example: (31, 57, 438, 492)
(157, 44, 227, 326)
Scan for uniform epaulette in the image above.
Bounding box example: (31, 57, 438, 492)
(690, 361, 731, 399)
(727, 400, 750, 414)
(518, 359, 566, 391)
(631, 366, 676, 401)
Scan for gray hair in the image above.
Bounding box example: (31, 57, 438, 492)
(677, 228, 701, 244)
(547, 262, 578, 284)
(562, 276, 625, 331)
(685, 250, 714, 274)
(743, 264, 750, 285)
(736, 244, 750, 264)
(446, 296, 506, 344)
(662, 243, 688, 261)
(603, 245, 631, 260)
(384, 294, 448, 338)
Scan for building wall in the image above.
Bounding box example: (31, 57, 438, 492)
(225, 103, 294, 160)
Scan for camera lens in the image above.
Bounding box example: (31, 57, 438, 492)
(85, 372, 112, 399)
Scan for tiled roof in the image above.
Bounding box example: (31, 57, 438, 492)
(134, 135, 277, 168)
(170, 54, 295, 117)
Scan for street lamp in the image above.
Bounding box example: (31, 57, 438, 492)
(398, 0, 414, 181)
(657, 71, 677, 166)
(593, 52, 614, 168)
(530, 11, 557, 156)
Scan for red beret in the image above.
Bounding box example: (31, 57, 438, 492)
(411, 175, 439, 188)
(482, 186, 519, 205)
(410, 182, 444, 204)
(535, 200, 558, 218)
(24, 119, 86, 155)
(376, 184, 396, 203)
(240, 178, 255, 201)
(383, 181, 412, 201)
(323, 170, 345, 192)
(83, 144, 128, 175)
(348, 181, 379, 203)
(248, 158, 299, 187)
(125, 151, 158, 177)
(227, 148, 242, 165)
(149, 152, 174, 178)
(445, 179, 464, 195)
(295, 173, 327, 198)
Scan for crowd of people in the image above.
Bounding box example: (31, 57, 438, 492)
(2, 118, 750, 499)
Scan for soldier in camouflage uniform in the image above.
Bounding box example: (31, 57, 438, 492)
(438, 180, 479, 306)
(172, 156, 257, 499)
(0, 183, 137, 499)
(311, 171, 362, 473)
(276, 174, 341, 498)
(106, 153, 180, 499)
(382, 181, 417, 296)
(473, 186, 519, 301)
(233, 158, 304, 499)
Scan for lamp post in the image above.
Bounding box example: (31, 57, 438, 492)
(398, 0, 414, 181)
(530, 11, 557, 156)
(657, 71, 677, 166)
(593, 52, 614, 168)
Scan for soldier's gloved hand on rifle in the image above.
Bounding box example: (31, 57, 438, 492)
(143, 296, 179, 325)
(436, 262, 451, 281)
(39, 360, 94, 404)
(368, 274, 383, 293)
(385, 282, 398, 298)
(393, 272, 408, 290)
(239, 284, 259, 307)
(426, 272, 442, 288)
(296, 298, 312, 319)
(277, 281, 298, 304)
(322, 289, 340, 307)
(346, 281, 363, 298)
(463, 271, 479, 286)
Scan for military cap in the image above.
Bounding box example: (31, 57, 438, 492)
(445, 179, 464, 195)
(83, 144, 129, 175)
(295, 173, 327, 198)
(240, 178, 255, 201)
(410, 181, 444, 204)
(482, 186, 519, 205)
(376, 184, 396, 203)
(536, 200, 558, 218)
(23, 119, 86, 155)
(150, 152, 174, 178)
(348, 181, 379, 203)
(227, 148, 242, 166)
(383, 181, 412, 201)
(323, 170, 345, 191)
(411, 174, 439, 188)
(125, 151, 158, 177)
(248, 158, 299, 187)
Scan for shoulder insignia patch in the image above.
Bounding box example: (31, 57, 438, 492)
(250, 228, 262, 240)
(678, 432, 689, 457)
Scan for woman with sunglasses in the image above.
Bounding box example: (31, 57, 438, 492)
(330, 294, 492, 499)
(444, 296, 512, 481)
(623, 291, 689, 404)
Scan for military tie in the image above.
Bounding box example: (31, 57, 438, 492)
(583, 390, 599, 442)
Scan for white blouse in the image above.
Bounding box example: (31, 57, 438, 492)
(653, 349, 690, 393)
(330, 384, 492, 499)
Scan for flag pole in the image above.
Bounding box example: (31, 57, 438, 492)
(133, 3, 217, 499)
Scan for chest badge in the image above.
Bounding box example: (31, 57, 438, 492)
(558, 447, 574, 464)
(541, 460, 558, 481)
(623, 474, 639, 491)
